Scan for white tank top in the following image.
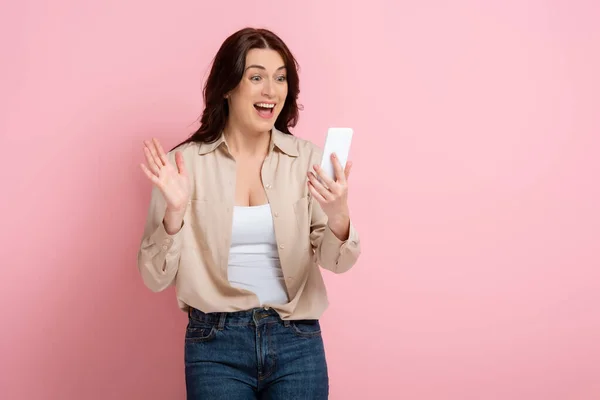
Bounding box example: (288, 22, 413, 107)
(227, 203, 289, 306)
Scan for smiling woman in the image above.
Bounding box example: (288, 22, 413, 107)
(171, 28, 302, 148)
(223, 48, 290, 135)
(137, 27, 361, 400)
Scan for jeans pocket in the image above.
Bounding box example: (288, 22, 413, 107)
(185, 320, 217, 343)
(290, 320, 322, 338)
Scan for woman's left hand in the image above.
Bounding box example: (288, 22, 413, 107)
(307, 153, 353, 240)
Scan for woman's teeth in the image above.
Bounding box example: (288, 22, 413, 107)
(255, 103, 275, 108)
(255, 103, 275, 118)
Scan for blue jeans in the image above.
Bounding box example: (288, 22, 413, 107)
(184, 307, 329, 399)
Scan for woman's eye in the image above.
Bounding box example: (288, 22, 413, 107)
(277, 75, 287, 82)
(250, 75, 261, 81)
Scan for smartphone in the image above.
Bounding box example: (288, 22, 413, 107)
(319, 127, 354, 181)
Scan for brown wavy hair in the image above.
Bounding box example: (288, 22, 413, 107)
(172, 27, 301, 150)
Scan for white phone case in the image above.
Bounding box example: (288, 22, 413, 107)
(319, 127, 353, 181)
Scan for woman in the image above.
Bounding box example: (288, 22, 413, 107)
(137, 27, 361, 399)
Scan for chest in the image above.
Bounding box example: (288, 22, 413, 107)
(234, 157, 267, 207)
(183, 148, 314, 281)
(189, 150, 311, 239)
(191, 150, 308, 206)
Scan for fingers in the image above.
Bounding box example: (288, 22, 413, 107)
(331, 153, 346, 183)
(344, 161, 352, 180)
(312, 164, 336, 191)
(143, 145, 161, 175)
(308, 156, 353, 206)
(307, 171, 335, 201)
(308, 180, 327, 203)
(141, 140, 185, 188)
(153, 138, 169, 166)
(143, 138, 177, 177)
(146, 139, 165, 170)
(140, 163, 159, 185)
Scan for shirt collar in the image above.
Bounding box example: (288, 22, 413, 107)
(197, 127, 299, 157)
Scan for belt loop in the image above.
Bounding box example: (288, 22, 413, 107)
(217, 312, 226, 330)
(283, 320, 290, 327)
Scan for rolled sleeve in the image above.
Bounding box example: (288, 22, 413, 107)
(309, 195, 361, 274)
(149, 218, 185, 257)
(137, 185, 185, 292)
(320, 221, 361, 273)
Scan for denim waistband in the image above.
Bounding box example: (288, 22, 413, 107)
(188, 307, 316, 328)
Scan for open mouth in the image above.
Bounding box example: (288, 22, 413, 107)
(254, 102, 275, 119)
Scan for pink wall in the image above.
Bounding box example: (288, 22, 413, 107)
(2, 1, 599, 399)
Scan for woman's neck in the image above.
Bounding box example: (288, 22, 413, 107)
(223, 121, 271, 158)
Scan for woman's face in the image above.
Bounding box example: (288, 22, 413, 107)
(226, 48, 288, 134)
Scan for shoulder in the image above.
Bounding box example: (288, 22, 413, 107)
(166, 141, 200, 160)
(161, 141, 202, 176)
(284, 134, 323, 164)
(294, 135, 322, 154)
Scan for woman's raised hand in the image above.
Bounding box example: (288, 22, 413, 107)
(140, 138, 190, 213)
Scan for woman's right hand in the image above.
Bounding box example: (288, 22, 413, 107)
(140, 138, 190, 214)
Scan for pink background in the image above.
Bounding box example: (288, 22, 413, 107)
(1, 1, 599, 399)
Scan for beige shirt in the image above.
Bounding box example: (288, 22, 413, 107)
(137, 128, 361, 320)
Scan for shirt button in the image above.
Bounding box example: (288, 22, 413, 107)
(279, 244, 285, 249)
(161, 245, 168, 250)
(274, 212, 279, 217)
(265, 183, 272, 189)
